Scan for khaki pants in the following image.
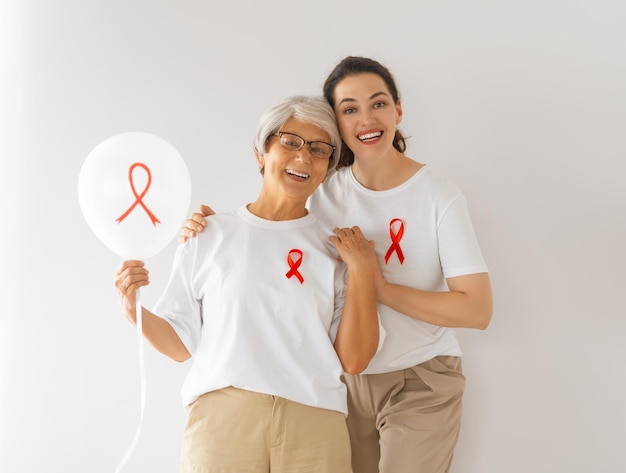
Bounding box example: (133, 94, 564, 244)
(344, 356, 465, 473)
(181, 386, 351, 473)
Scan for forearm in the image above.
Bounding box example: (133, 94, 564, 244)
(334, 267, 379, 374)
(376, 272, 493, 330)
(127, 307, 191, 362)
(115, 260, 191, 362)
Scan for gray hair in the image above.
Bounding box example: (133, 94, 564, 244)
(253, 95, 341, 172)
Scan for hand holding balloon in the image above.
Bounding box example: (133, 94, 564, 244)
(115, 260, 150, 324)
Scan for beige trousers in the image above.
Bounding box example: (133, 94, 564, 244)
(180, 386, 351, 473)
(344, 356, 466, 473)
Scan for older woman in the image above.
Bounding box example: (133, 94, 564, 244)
(114, 95, 380, 473)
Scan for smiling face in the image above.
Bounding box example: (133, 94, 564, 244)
(332, 73, 403, 161)
(257, 117, 331, 205)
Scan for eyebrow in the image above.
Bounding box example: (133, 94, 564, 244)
(281, 131, 331, 144)
(338, 91, 389, 106)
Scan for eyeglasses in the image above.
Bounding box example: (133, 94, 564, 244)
(274, 132, 335, 160)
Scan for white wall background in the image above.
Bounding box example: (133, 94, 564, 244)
(2, 0, 625, 472)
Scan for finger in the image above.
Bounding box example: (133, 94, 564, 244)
(331, 230, 344, 242)
(350, 226, 364, 237)
(200, 204, 215, 217)
(115, 262, 148, 285)
(333, 227, 353, 237)
(124, 259, 145, 266)
(115, 260, 144, 276)
(187, 217, 205, 232)
(125, 265, 149, 280)
(328, 235, 347, 254)
(118, 271, 150, 293)
(186, 218, 204, 235)
(179, 224, 196, 243)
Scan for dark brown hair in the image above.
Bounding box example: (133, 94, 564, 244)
(323, 56, 407, 168)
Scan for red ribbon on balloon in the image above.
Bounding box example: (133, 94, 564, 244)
(116, 162, 161, 226)
(286, 249, 304, 284)
(384, 218, 405, 264)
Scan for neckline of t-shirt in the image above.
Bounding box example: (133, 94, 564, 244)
(346, 164, 430, 196)
(237, 205, 317, 229)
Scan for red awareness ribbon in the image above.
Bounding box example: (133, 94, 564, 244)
(285, 249, 304, 284)
(384, 218, 405, 264)
(115, 162, 161, 226)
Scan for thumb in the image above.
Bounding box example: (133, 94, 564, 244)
(200, 204, 215, 217)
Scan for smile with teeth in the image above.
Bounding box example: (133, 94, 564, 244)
(286, 169, 310, 179)
(358, 131, 382, 141)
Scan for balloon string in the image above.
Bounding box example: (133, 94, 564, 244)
(115, 288, 146, 473)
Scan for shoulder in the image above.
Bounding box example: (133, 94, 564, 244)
(417, 166, 465, 201)
(189, 208, 244, 245)
(309, 167, 350, 205)
(307, 211, 335, 235)
(288, 213, 340, 259)
(322, 167, 350, 189)
(197, 208, 240, 231)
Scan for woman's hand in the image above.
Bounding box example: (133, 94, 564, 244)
(330, 226, 378, 272)
(114, 260, 150, 323)
(178, 204, 215, 243)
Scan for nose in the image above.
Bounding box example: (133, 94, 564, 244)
(360, 108, 375, 125)
(294, 146, 313, 162)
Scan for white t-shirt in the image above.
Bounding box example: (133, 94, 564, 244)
(308, 165, 488, 374)
(153, 206, 349, 414)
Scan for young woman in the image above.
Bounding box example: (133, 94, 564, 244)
(181, 57, 493, 473)
(116, 95, 380, 473)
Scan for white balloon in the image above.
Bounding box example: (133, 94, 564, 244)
(78, 132, 191, 259)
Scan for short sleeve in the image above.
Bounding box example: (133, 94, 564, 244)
(437, 195, 488, 279)
(152, 240, 203, 354)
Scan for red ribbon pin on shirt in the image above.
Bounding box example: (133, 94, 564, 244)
(384, 218, 405, 264)
(286, 249, 304, 284)
(115, 162, 161, 226)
